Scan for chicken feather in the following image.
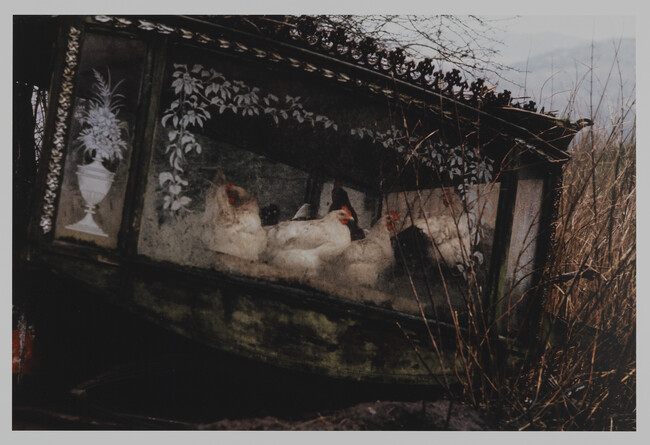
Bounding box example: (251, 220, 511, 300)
(324, 212, 399, 288)
(263, 208, 354, 276)
(412, 213, 477, 268)
(200, 177, 267, 261)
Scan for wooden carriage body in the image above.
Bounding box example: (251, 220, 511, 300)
(14, 15, 586, 385)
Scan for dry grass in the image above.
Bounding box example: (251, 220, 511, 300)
(396, 79, 636, 430)
(472, 108, 634, 430)
(517, 114, 637, 430)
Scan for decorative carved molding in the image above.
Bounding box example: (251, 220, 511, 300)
(40, 26, 81, 234)
(204, 16, 539, 113)
(89, 15, 525, 117)
(87, 15, 579, 159)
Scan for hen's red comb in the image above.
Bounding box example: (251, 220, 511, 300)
(341, 205, 352, 217)
(226, 181, 235, 189)
(389, 211, 400, 221)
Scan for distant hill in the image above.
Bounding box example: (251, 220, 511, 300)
(493, 37, 635, 127)
(496, 32, 593, 66)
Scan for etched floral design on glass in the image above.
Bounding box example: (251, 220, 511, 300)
(65, 69, 129, 237)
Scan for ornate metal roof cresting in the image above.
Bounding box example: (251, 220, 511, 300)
(40, 26, 81, 234)
(203, 16, 538, 113)
(90, 16, 531, 116)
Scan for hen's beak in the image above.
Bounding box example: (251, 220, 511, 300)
(340, 213, 354, 224)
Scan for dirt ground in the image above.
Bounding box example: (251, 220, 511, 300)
(198, 399, 493, 431)
(13, 398, 494, 431)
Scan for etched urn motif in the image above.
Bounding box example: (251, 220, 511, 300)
(65, 158, 115, 237)
(65, 68, 128, 238)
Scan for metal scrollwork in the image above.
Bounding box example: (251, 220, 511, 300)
(40, 26, 81, 234)
(89, 14, 541, 122)
(87, 16, 396, 110)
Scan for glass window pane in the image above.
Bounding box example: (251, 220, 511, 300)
(54, 32, 146, 248)
(136, 45, 500, 324)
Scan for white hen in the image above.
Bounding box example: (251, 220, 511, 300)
(262, 207, 354, 277)
(326, 211, 399, 288)
(200, 177, 268, 261)
(412, 213, 478, 268)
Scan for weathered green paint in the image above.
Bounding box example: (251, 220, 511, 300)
(39, 251, 461, 385)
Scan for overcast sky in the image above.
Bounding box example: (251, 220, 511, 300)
(490, 15, 635, 65)
(494, 15, 635, 40)
(464, 14, 636, 65)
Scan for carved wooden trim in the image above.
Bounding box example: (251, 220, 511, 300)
(40, 26, 81, 234)
(89, 15, 458, 115)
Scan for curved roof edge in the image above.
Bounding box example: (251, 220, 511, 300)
(89, 15, 591, 159)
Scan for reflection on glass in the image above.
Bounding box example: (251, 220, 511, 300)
(137, 55, 500, 323)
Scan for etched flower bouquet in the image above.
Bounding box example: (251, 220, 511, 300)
(65, 68, 128, 237)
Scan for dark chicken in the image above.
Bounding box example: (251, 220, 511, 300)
(328, 180, 365, 240)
